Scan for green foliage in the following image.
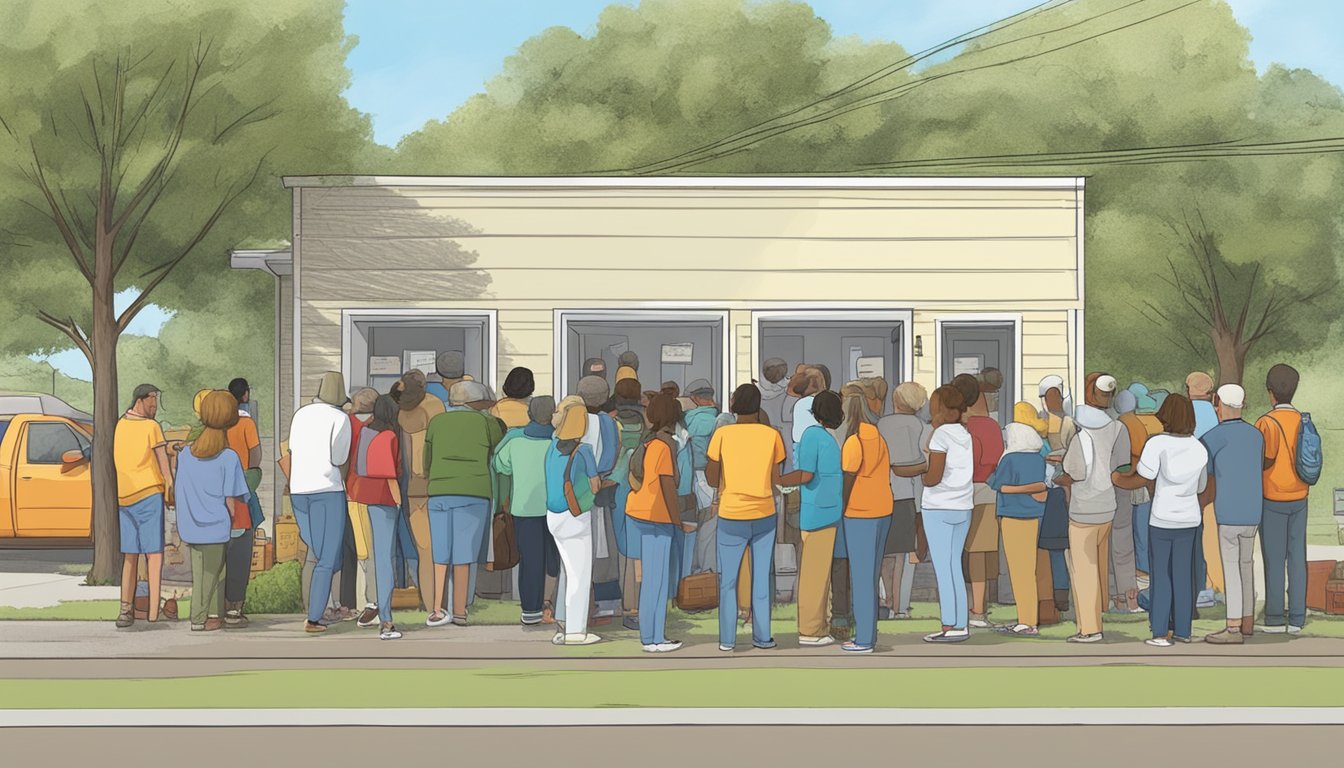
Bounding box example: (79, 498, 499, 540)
(243, 560, 303, 615)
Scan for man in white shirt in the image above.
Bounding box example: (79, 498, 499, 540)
(286, 371, 353, 633)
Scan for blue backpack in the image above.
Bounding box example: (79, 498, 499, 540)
(1267, 411, 1323, 487)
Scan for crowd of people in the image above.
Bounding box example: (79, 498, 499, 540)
(110, 346, 1322, 651)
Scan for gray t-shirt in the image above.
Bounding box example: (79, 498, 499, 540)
(878, 413, 927, 501)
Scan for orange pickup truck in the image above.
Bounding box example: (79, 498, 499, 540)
(0, 411, 94, 541)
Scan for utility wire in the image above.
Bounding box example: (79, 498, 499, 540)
(633, 0, 1202, 176)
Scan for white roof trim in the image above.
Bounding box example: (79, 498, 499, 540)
(229, 249, 293, 276)
(281, 175, 1085, 191)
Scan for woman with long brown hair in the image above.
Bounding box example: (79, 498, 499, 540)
(839, 388, 894, 653)
(174, 390, 250, 632)
(919, 385, 975, 643)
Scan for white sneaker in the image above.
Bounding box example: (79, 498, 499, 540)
(1288, 625, 1303, 634)
(1196, 590, 1217, 608)
(799, 635, 836, 647)
(378, 626, 402, 640)
(552, 632, 566, 645)
(968, 616, 993, 629)
(643, 640, 683, 653)
(719, 643, 735, 652)
(1259, 624, 1304, 634)
(563, 633, 602, 646)
(1145, 637, 1173, 647)
(425, 612, 452, 628)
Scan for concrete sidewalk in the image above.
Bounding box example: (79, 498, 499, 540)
(0, 573, 119, 608)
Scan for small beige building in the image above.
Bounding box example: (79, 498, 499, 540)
(234, 175, 1085, 510)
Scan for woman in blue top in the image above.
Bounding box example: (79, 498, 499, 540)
(987, 423, 1049, 636)
(174, 390, 250, 632)
(545, 396, 603, 646)
(787, 391, 845, 646)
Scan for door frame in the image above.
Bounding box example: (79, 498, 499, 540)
(340, 308, 498, 395)
(553, 308, 732, 400)
(752, 309, 914, 387)
(934, 313, 1023, 402)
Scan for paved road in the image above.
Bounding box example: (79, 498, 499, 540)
(6, 725, 1342, 765)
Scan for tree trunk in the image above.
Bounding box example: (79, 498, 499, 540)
(87, 269, 121, 584)
(1211, 331, 1247, 387)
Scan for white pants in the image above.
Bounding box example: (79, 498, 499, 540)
(1219, 524, 1258, 621)
(549, 510, 593, 638)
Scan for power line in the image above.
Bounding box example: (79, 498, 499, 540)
(630, 0, 1203, 176)
(613, 0, 1078, 175)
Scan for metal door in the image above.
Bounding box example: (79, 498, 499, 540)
(941, 323, 1015, 424)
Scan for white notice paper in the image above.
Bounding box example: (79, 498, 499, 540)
(848, 347, 863, 381)
(403, 350, 437, 374)
(369, 356, 401, 376)
(661, 343, 693, 365)
(856, 356, 885, 380)
(953, 356, 983, 377)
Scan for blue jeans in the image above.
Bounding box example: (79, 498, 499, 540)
(1133, 502, 1152, 574)
(1050, 549, 1070, 591)
(632, 518, 675, 645)
(292, 491, 347, 623)
(925, 509, 972, 629)
(1262, 498, 1309, 628)
(845, 515, 892, 648)
(1150, 525, 1198, 639)
(367, 504, 399, 625)
(717, 515, 777, 647)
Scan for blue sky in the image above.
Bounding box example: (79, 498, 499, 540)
(36, 0, 1342, 380)
(344, 0, 1344, 146)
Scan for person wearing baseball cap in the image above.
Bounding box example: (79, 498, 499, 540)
(1198, 383, 1264, 643)
(1185, 371, 1223, 612)
(1056, 371, 1128, 643)
(683, 378, 721, 574)
(1085, 374, 1139, 616)
(113, 383, 172, 628)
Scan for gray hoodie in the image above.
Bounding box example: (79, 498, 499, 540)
(1061, 404, 1128, 525)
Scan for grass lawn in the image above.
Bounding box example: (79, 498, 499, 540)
(0, 600, 192, 621)
(7, 665, 1344, 709)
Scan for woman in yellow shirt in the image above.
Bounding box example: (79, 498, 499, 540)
(840, 392, 894, 653)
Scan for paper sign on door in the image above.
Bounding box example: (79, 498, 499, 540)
(953, 356, 983, 377)
(856, 356, 884, 380)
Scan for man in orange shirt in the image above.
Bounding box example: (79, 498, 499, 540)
(222, 378, 264, 627)
(706, 384, 786, 652)
(1256, 364, 1310, 633)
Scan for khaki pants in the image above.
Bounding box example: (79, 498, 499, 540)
(1000, 518, 1040, 627)
(406, 497, 441, 612)
(1201, 503, 1225, 593)
(1067, 521, 1112, 636)
(346, 501, 374, 561)
(798, 527, 836, 637)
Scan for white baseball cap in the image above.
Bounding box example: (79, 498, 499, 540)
(1216, 384, 1245, 409)
(1094, 374, 1118, 394)
(1038, 375, 1064, 397)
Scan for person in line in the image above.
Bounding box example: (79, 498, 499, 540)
(113, 384, 174, 628)
(1056, 373, 1127, 644)
(609, 377, 648, 630)
(424, 380, 504, 627)
(286, 372, 353, 634)
(340, 388, 381, 628)
(920, 385, 975, 643)
(684, 379, 722, 574)
(546, 396, 603, 645)
(175, 390, 250, 632)
(347, 394, 405, 640)
(987, 423, 1049, 636)
(1112, 388, 1151, 614)
(759, 358, 791, 436)
(953, 373, 1004, 629)
(1257, 364, 1311, 634)
(792, 391, 845, 645)
(825, 381, 874, 640)
(660, 381, 680, 398)
(579, 376, 623, 624)
(1199, 384, 1263, 644)
(393, 371, 446, 613)
(707, 384, 787, 652)
(490, 366, 535, 429)
(494, 397, 561, 626)
(1121, 383, 1164, 608)
(878, 382, 929, 621)
(669, 399, 698, 587)
(839, 389, 895, 653)
(1186, 371, 1221, 610)
(1039, 376, 1076, 613)
(1115, 394, 1208, 647)
(626, 394, 691, 652)
(1015, 401, 1064, 627)
(222, 378, 264, 628)
(617, 350, 640, 381)
(425, 351, 472, 408)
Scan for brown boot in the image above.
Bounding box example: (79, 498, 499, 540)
(1241, 616, 1254, 636)
(1054, 589, 1071, 613)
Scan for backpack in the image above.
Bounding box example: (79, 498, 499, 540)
(1267, 411, 1323, 487)
(609, 415, 645, 489)
(629, 432, 680, 492)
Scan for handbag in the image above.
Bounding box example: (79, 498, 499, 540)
(675, 571, 719, 612)
(562, 450, 583, 516)
(229, 498, 251, 530)
(485, 510, 520, 571)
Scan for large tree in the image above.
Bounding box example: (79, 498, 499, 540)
(0, 0, 376, 582)
(394, 0, 1344, 389)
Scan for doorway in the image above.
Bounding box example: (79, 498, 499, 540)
(939, 319, 1019, 424)
(755, 311, 910, 416)
(555, 310, 729, 399)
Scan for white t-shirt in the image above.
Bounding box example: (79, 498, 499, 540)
(1137, 434, 1209, 530)
(287, 402, 353, 495)
(922, 423, 974, 511)
(791, 396, 818, 446)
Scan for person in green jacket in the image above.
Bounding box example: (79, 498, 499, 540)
(424, 380, 504, 627)
(493, 396, 559, 626)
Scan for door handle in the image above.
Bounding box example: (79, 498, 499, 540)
(19, 476, 32, 481)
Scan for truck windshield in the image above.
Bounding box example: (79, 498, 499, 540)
(0, 420, 9, 447)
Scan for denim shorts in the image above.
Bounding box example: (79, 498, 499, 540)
(427, 495, 491, 565)
(119, 493, 165, 554)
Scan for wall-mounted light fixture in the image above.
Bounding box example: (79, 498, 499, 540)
(913, 335, 924, 358)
